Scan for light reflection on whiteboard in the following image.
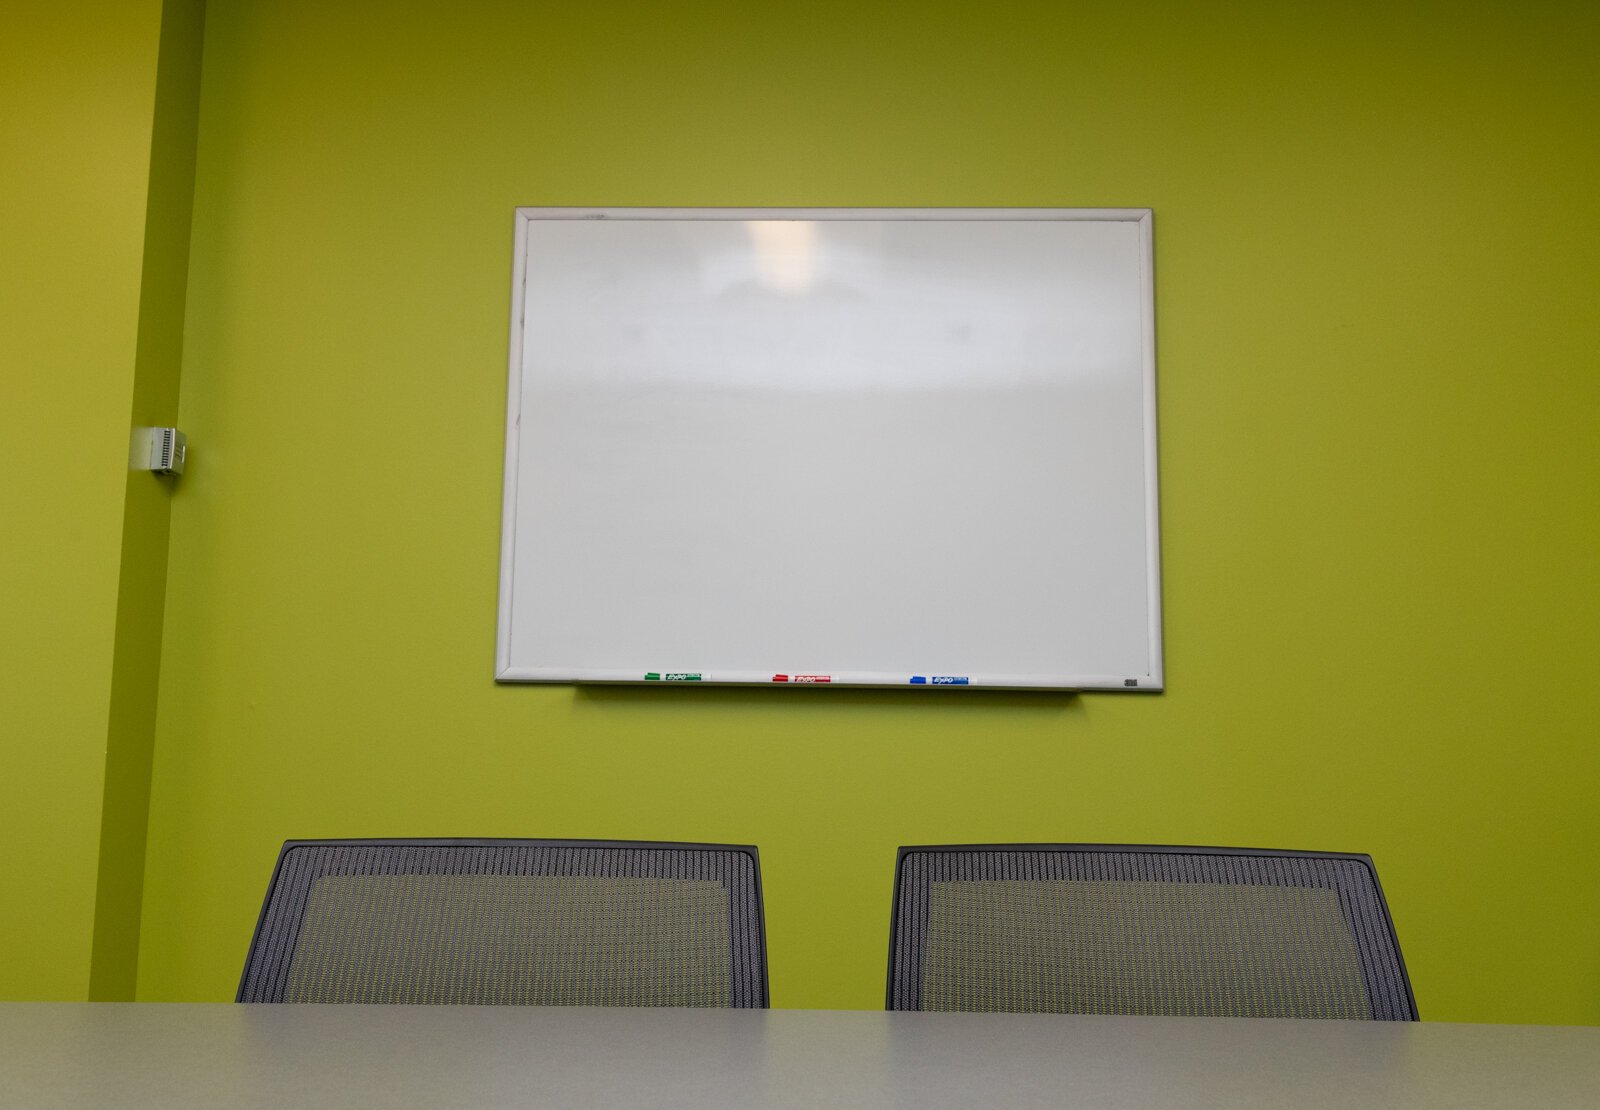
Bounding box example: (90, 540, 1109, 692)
(523, 218, 1143, 391)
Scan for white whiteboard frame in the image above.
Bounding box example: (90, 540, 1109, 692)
(497, 207, 1163, 690)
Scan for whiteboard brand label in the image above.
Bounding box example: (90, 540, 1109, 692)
(772, 674, 831, 683)
(910, 676, 969, 685)
(644, 672, 702, 682)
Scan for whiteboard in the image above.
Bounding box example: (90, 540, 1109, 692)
(497, 208, 1162, 690)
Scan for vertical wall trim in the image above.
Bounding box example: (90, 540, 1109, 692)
(89, 0, 208, 1001)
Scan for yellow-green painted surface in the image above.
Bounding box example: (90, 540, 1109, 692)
(0, 1, 166, 999)
(135, 0, 1600, 1021)
(91, 0, 207, 1001)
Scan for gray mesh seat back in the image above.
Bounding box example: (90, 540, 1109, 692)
(888, 845, 1416, 1020)
(239, 839, 767, 1007)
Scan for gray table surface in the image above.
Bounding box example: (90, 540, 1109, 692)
(1, 1003, 1596, 1108)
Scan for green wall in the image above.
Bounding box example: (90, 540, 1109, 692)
(0, 0, 200, 1000)
(18, 0, 1594, 1020)
(90, 0, 207, 1001)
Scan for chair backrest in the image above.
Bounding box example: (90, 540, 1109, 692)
(238, 839, 768, 1007)
(887, 844, 1416, 1019)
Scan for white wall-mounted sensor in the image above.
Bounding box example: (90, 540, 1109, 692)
(131, 426, 187, 475)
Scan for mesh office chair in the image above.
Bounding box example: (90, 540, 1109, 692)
(238, 839, 768, 1007)
(887, 844, 1416, 1019)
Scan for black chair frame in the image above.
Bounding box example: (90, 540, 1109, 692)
(238, 837, 769, 1007)
(886, 842, 1417, 1019)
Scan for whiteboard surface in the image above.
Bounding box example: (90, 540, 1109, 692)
(497, 208, 1162, 689)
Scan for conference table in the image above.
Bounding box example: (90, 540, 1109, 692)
(2, 1003, 1596, 1108)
